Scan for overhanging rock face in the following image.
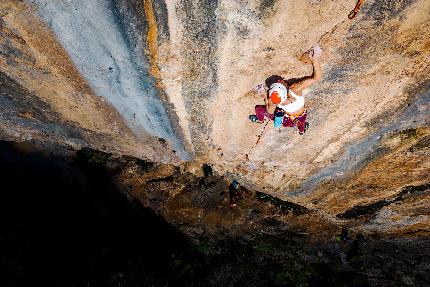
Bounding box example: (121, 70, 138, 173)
(27, 0, 189, 159)
(0, 0, 429, 233)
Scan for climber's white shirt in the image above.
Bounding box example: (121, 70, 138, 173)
(277, 89, 305, 113)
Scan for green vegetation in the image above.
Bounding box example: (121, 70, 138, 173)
(256, 191, 308, 214)
(75, 147, 112, 165)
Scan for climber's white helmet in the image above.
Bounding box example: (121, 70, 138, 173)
(269, 83, 288, 104)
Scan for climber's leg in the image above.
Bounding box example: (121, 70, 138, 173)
(282, 116, 294, 128)
(283, 111, 308, 131)
(296, 111, 308, 134)
(254, 105, 274, 122)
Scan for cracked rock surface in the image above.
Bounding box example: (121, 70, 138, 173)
(0, 0, 429, 248)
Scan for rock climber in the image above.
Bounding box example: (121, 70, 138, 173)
(250, 46, 323, 134)
(228, 180, 241, 208)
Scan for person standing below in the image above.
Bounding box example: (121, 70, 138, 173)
(251, 46, 323, 134)
(228, 180, 241, 208)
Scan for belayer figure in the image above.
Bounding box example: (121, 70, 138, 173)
(228, 180, 241, 208)
(250, 45, 323, 134)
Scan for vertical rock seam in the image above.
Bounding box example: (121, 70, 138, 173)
(143, 0, 161, 85)
(142, 0, 191, 159)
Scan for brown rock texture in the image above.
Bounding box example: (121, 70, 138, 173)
(2, 141, 429, 286)
(0, 0, 429, 236)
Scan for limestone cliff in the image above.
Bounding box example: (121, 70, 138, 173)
(0, 0, 429, 236)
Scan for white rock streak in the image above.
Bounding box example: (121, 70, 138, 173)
(28, 0, 187, 158)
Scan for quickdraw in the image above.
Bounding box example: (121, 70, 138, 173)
(348, 0, 365, 19)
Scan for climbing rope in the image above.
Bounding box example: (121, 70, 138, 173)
(348, 0, 365, 19)
(245, 119, 270, 161)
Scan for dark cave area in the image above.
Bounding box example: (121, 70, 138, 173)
(0, 140, 428, 287)
(0, 141, 203, 286)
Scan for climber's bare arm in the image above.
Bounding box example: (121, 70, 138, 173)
(266, 97, 276, 114)
(290, 59, 323, 94)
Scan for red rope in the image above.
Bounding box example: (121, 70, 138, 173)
(245, 120, 270, 161)
(256, 120, 270, 145)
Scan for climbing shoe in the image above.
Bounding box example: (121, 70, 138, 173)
(249, 115, 259, 123)
(299, 122, 310, 135)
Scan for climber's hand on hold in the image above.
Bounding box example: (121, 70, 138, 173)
(300, 44, 322, 64)
(309, 45, 322, 61)
(292, 46, 323, 92)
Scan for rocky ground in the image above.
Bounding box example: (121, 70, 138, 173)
(2, 139, 428, 286)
